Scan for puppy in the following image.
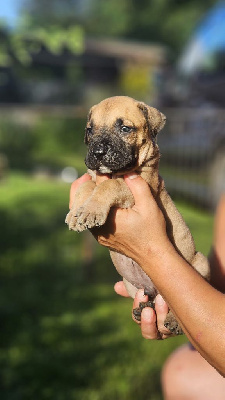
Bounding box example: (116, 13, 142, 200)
(66, 96, 210, 335)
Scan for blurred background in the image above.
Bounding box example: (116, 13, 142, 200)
(0, 0, 223, 399)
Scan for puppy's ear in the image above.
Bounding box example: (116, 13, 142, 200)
(84, 106, 95, 144)
(138, 102, 166, 138)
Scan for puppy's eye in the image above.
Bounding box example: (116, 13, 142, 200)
(86, 127, 93, 135)
(121, 126, 132, 133)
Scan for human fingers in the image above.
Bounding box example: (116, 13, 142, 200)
(155, 294, 172, 338)
(133, 289, 148, 308)
(132, 289, 149, 324)
(69, 173, 91, 209)
(124, 174, 159, 212)
(132, 290, 160, 339)
(133, 291, 170, 339)
(140, 307, 159, 340)
(114, 281, 130, 297)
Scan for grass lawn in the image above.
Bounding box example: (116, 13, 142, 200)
(0, 173, 214, 400)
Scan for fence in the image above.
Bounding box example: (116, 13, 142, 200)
(158, 107, 225, 209)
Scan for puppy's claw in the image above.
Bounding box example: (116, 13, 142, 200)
(69, 218, 78, 231)
(65, 211, 77, 230)
(75, 222, 87, 233)
(65, 211, 71, 225)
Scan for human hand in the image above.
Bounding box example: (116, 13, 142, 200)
(69, 175, 173, 339)
(90, 173, 173, 272)
(114, 281, 172, 340)
(69, 172, 173, 275)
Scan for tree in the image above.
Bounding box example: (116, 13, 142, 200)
(21, 0, 86, 27)
(16, 0, 219, 58)
(84, 0, 216, 56)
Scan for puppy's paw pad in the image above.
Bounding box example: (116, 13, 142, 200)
(133, 307, 141, 322)
(133, 300, 155, 322)
(164, 316, 183, 336)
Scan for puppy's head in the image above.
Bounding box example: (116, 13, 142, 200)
(84, 96, 166, 174)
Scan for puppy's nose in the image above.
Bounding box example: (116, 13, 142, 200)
(94, 143, 106, 156)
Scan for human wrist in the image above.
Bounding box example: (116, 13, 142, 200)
(136, 238, 179, 277)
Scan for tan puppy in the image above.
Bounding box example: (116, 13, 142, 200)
(66, 96, 210, 335)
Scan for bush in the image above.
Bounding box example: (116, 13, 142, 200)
(33, 116, 87, 172)
(0, 120, 37, 170)
(0, 115, 87, 174)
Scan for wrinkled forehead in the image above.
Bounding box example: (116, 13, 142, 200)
(90, 97, 144, 126)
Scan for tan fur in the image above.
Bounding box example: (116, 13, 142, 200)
(66, 96, 210, 335)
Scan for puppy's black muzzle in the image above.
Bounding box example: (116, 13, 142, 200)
(85, 134, 137, 173)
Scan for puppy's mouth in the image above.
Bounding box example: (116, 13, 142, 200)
(98, 165, 115, 174)
(85, 135, 137, 174)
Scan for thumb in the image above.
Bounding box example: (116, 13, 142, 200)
(124, 174, 155, 209)
(114, 281, 130, 297)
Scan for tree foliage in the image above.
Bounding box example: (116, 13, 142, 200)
(85, 0, 216, 55)
(21, 0, 217, 55)
(0, 23, 84, 67)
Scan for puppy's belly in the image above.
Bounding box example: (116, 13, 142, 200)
(110, 251, 157, 299)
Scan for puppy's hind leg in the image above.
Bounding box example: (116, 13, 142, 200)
(192, 251, 210, 281)
(132, 287, 157, 322)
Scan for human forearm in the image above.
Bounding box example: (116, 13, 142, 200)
(139, 246, 225, 376)
(209, 194, 225, 292)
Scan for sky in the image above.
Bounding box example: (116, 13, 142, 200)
(0, 0, 21, 28)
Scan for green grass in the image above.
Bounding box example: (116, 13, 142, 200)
(0, 173, 214, 400)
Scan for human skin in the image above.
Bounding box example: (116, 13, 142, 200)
(69, 173, 225, 376)
(113, 282, 171, 339)
(161, 193, 225, 399)
(115, 192, 225, 338)
(162, 343, 225, 400)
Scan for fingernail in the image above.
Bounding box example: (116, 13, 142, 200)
(156, 294, 165, 306)
(136, 289, 146, 301)
(142, 307, 154, 321)
(125, 173, 138, 180)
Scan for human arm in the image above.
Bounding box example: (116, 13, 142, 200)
(209, 194, 225, 292)
(114, 193, 225, 341)
(91, 175, 225, 376)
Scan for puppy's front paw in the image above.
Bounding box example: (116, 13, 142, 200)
(75, 202, 108, 232)
(65, 210, 78, 231)
(164, 311, 183, 335)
